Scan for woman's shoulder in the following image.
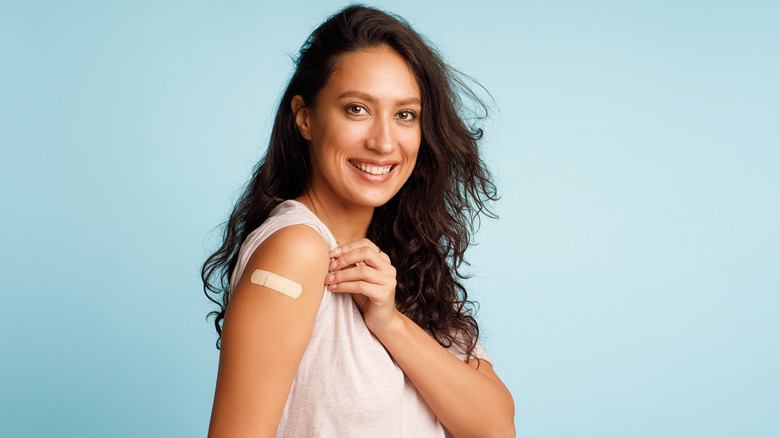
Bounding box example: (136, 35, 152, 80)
(229, 221, 331, 318)
(240, 224, 330, 292)
(230, 199, 336, 294)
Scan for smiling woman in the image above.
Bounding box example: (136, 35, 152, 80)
(202, 5, 515, 437)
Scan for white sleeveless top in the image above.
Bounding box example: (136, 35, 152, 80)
(230, 200, 491, 437)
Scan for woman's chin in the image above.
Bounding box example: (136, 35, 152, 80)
(351, 196, 393, 208)
(339, 190, 396, 209)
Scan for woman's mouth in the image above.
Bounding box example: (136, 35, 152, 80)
(349, 160, 395, 176)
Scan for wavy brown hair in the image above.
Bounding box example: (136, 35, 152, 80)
(202, 5, 498, 358)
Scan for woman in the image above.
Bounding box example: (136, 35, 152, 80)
(203, 5, 515, 437)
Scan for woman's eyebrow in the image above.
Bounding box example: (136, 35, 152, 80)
(338, 90, 421, 106)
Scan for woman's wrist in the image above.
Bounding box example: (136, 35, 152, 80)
(370, 308, 407, 342)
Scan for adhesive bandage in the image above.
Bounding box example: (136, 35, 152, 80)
(250, 269, 302, 299)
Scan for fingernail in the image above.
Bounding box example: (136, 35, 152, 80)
(329, 259, 337, 270)
(325, 274, 334, 283)
(329, 247, 342, 257)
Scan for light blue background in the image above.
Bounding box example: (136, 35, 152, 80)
(2, 1, 778, 437)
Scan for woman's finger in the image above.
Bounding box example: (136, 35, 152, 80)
(328, 238, 390, 270)
(325, 265, 394, 288)
(328, 238, 380, 258)
(331, 245, 389, 271)
(327, 281, 393, 304)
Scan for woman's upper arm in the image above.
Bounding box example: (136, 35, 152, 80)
(208, 225, 330, 438)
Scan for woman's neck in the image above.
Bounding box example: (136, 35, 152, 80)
(295, 190, 373, 244)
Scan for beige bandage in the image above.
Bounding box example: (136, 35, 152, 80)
(250, 269, 302, 299)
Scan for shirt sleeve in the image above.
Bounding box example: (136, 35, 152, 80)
(446, 332, 493, 365)
(471, 339, 493, 365)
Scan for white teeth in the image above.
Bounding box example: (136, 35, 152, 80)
(351, 161, 392, 175)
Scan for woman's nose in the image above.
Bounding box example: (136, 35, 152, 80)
(365, 117, 395, 154)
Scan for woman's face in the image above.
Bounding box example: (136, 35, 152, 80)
(294, 46, 422, 209)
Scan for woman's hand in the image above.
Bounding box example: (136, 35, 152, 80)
(324, 239, 516, 437)
(324, 238, 398, 333)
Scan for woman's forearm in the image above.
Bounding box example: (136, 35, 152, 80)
(373, 310, 515, 438)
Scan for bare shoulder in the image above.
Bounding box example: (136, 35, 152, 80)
(232, 224, 330, 308)
(249, 224, 330, 275)
(220, 223, 331, 353)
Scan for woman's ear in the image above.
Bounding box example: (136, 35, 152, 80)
(291, 95, 312, 141)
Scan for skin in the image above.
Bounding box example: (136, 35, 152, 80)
(208, 47, 515, 437)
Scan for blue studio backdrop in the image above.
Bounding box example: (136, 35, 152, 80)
(1, 1, 778, 437)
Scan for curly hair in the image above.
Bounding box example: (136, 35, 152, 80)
(202, 5, 498, 358)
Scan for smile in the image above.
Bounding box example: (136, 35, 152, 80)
(349, 160, 395, 176)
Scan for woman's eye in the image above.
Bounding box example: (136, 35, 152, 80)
(346, 104, 366, 115)
(397, 110, 417, 121)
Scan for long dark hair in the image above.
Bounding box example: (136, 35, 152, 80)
(202, 5, 498, 358)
